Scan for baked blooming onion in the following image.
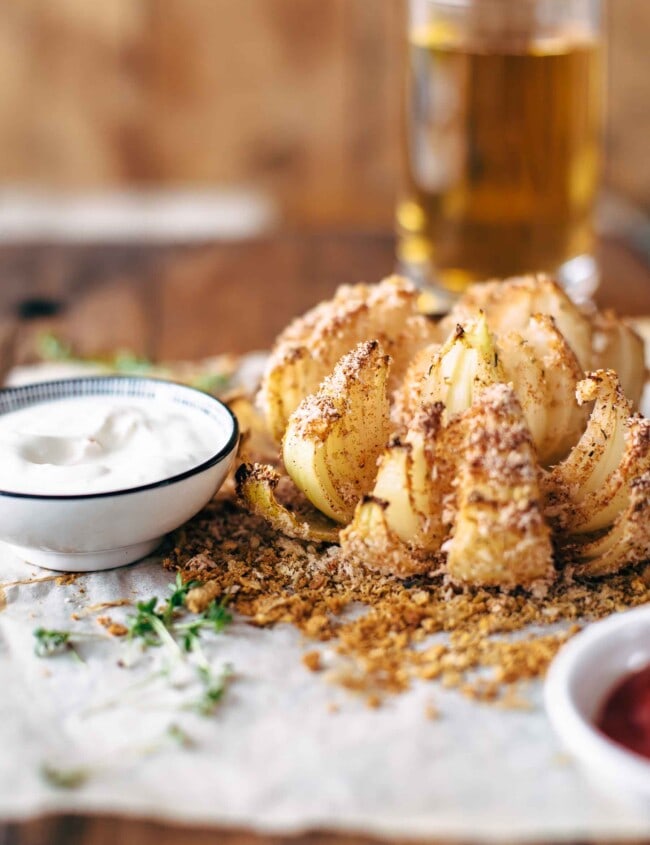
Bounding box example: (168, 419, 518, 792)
(237, 274, 649, 589)
(259, 276, 438, 442)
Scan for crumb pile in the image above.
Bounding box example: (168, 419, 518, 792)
(163, 493, 650, 707)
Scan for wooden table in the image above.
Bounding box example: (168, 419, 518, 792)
(0, 231, 649, 845)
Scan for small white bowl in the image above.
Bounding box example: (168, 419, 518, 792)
(0, 376, 238, 572)
(545, 606, 650, 805)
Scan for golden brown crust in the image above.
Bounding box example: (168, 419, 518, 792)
(542, 371, 648, 536)
(340, 495, 439, 579)
(562, 472, 650, 576)
(591, 309, 646, 407)
(446, 384, 554, 589)
(235, 461, 340, 543)
(259, 276, 439, 441)
(248, 275, 649, 587)
(439, 274, 594, 371)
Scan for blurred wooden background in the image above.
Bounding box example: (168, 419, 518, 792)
(0, 0, 648, 228)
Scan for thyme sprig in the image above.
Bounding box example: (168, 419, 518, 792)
(33, 628, 73, 657)
(33, 576, 234, 723)
(126, 574, 231, 655)
(36, 332, 232, 394)
(40, 763, 90, 790)
(193, 664, 234, 716)
(34, 576, 232, 661)
(33, 627, 99, 663)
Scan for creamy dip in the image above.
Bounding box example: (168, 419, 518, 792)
(0, 396, 221, 495)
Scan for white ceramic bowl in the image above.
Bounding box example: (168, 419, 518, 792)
(545, 606, 650, 805)
(0, 376, 238, 571)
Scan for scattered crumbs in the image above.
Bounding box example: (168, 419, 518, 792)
(495, 687, 533, 711)
(366, 693, 382, 709)
(73, 599, 131, 619)
(302, 650, 323, 672)
(425, 702, 440, 720)
(96, 616, 128, 637)
(553, 752, 573, 767)
(185, 578, 222, 614)
(159, 494, 650, 707)
(167, 723, 195, 749)
(55, 573, 80, 587)
(326, 702, 340, 714)
(1, 574, 67, 591)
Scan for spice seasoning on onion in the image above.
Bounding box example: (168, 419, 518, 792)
(162, 494, 650, 708)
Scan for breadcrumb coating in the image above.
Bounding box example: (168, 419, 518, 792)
(163, 492, 650, 707)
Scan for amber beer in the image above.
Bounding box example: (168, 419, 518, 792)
(398, 0, 602, 294)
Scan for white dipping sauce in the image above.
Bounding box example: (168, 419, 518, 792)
(0, 396, 221, 495)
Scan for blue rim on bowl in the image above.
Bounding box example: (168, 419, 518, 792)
(0, 375, 239, 500)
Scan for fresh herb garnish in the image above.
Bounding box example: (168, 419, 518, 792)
(172, 596, 232, 653)
(126, 597, 183, 658)
(36, 332, 154, 375)
(33, 627, 88, 663)
(33, 627, 72, 657)
(35, 576, 234, 724)
(166, 723, 195, 748)
(112, 350, 154, 375)
(126, 576, 231, 653)
(191, 372, 231, 395)
(36, 332, 232, 395)
(193, 664, 233, 716)
(176, 619, 203, 653)
(162, 572, 201, 627)
(203, 596, 233, 633)
(37, 332, 74, 362)
(40, 763, 90, 790)
(127, 597, 164, 648)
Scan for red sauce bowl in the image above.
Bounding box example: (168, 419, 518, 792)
(545, 606, 650, 806)
(598, 664, 650, 760)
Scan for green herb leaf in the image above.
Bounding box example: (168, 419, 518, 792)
(127, 597, 164, 647)
(37, 332, 73, 362)
(191, 372, 231, 395)
(166, 723, 194, 748)
(202, 597, 233, 633)
(178, 620, 202, 653)
(34, 628, 72, 657)
(193, 664, 233, 716)
(161, 573, 201, 626)
(40, 763, 90, 790)
(111, 350, 154, 375)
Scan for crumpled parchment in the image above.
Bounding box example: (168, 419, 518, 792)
(0, 356, 649, 841)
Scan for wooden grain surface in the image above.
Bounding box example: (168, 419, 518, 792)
(1, 233, 650, 369)
(0, 232, 649, 845)
(0, 1, 648, 223)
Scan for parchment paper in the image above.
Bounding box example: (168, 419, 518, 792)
(1, 343, 650, 841)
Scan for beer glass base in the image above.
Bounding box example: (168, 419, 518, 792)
(398, 253, 600, 312)
(556, 254, 601, 304)
(395, 259, 458, 315)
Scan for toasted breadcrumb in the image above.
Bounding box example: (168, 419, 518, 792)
(425, 702, 440, 720)
(162, 493, 650, 708)
(185, 579, 222, 614)
(96, 616, 128, 637)
(302, 651, 323, 672)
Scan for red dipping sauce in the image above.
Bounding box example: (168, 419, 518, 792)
(598, 665, 650, 760)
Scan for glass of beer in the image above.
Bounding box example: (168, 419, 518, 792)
(397, 0, 603, 301)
